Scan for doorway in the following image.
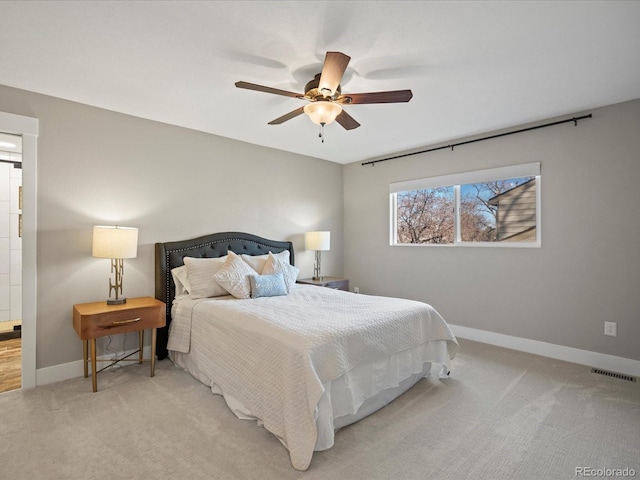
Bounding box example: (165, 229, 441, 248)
(0, 111, 37, 390)
(0, 132, 22, 392)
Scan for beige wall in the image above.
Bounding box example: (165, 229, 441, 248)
(344, 99, 640, 362)
(0, 84, 344, 369)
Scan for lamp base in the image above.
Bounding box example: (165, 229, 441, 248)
(107, 298, 127, 305)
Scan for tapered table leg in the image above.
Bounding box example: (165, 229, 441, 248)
(83, 340, 89, 378)
(90, 338, 97, 392)
(151, 328, 157, 377)
(138, 330, 144, 364)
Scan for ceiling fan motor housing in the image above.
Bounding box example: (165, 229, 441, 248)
(305, 73, 341, 100)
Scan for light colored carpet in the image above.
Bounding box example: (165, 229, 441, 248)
(1, 339, 638, 480)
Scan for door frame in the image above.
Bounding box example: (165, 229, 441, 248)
(0, 111, 37, 389)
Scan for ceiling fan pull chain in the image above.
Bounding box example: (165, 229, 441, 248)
(319, 123, 325, 143)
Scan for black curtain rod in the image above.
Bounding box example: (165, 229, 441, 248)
(361, 113, 592, 166)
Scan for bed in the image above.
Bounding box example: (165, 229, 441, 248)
(155, 231, 458, 470)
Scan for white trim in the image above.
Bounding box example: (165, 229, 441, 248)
(389, 192, 398, 245)
(36, 344, 155, 386)
(0, 111, 38, 389)
(535, 174, 542, 245)
(0, 111, 38, 136)
(390, 162, 541, 193)
(450, 324, 640, 377)
(21, 133, 37, 388)
(454, 185, 461, 243)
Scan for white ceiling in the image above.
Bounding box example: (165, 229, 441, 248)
(1, 1, 639, 164)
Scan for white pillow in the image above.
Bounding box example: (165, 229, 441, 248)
(183, 256, 228, 299)
(212, 251, 256, 299)
(171, 265, 191, 296)
(242, 250, 290, 274)
(262, 251, 299, 292)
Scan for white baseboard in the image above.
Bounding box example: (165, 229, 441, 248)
(36, 345, 154, 387)
(450, 324, 640, 377)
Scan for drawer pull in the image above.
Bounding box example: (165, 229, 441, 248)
(111, 317, 141, 325)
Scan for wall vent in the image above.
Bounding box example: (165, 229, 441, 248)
(591, 368, 636, 382)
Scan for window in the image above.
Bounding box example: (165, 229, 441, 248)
(390, 163, 540, 247)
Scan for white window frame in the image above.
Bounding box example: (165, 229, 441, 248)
(390, 162, 541, 248)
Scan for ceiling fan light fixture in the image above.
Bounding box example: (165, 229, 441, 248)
(303, 101, 342, 125)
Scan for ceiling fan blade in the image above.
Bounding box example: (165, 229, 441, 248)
(335, 110, 360, 130)
(268, 106, 306, 125)
(339, 89, 413, 104)
(235, 81, 303, 99)
(318, 52, 351, 96)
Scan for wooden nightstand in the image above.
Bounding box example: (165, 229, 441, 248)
(72, 296, 166, 392)
(297, 277, 350, 291)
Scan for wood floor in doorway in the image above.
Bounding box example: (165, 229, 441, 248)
(0, 338, 21, 393)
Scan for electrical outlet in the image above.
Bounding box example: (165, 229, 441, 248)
(354, 287, 359, 294)
(604, 321, 617, 337)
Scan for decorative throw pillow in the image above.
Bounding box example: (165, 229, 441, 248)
(262, 251, 299, 292)
(242, 250, 290, 274)
(171, 265, 191, 296)
(183, 256, 228, 299)
(212, 251, 256, 299)
(249, 271, 288, 299)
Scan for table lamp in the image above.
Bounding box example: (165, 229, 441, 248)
(92, 225, 138, 305)
(305, 231, 330, 280)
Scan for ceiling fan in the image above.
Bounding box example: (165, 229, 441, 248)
(235, 51, 413, 141)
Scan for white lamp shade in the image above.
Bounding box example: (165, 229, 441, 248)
(305, 231, 330, 251)
(303, 101, 342, 125)
(92, 226, 138, 259)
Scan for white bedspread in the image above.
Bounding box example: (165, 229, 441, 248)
(168, 285, 458, 470)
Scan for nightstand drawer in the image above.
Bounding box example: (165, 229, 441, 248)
(297, 277, 350, 291)
(323, 279, 349, 291)
(73, 297, 165, 340)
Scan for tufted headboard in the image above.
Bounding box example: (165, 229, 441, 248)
(154, 231, 295, 359)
